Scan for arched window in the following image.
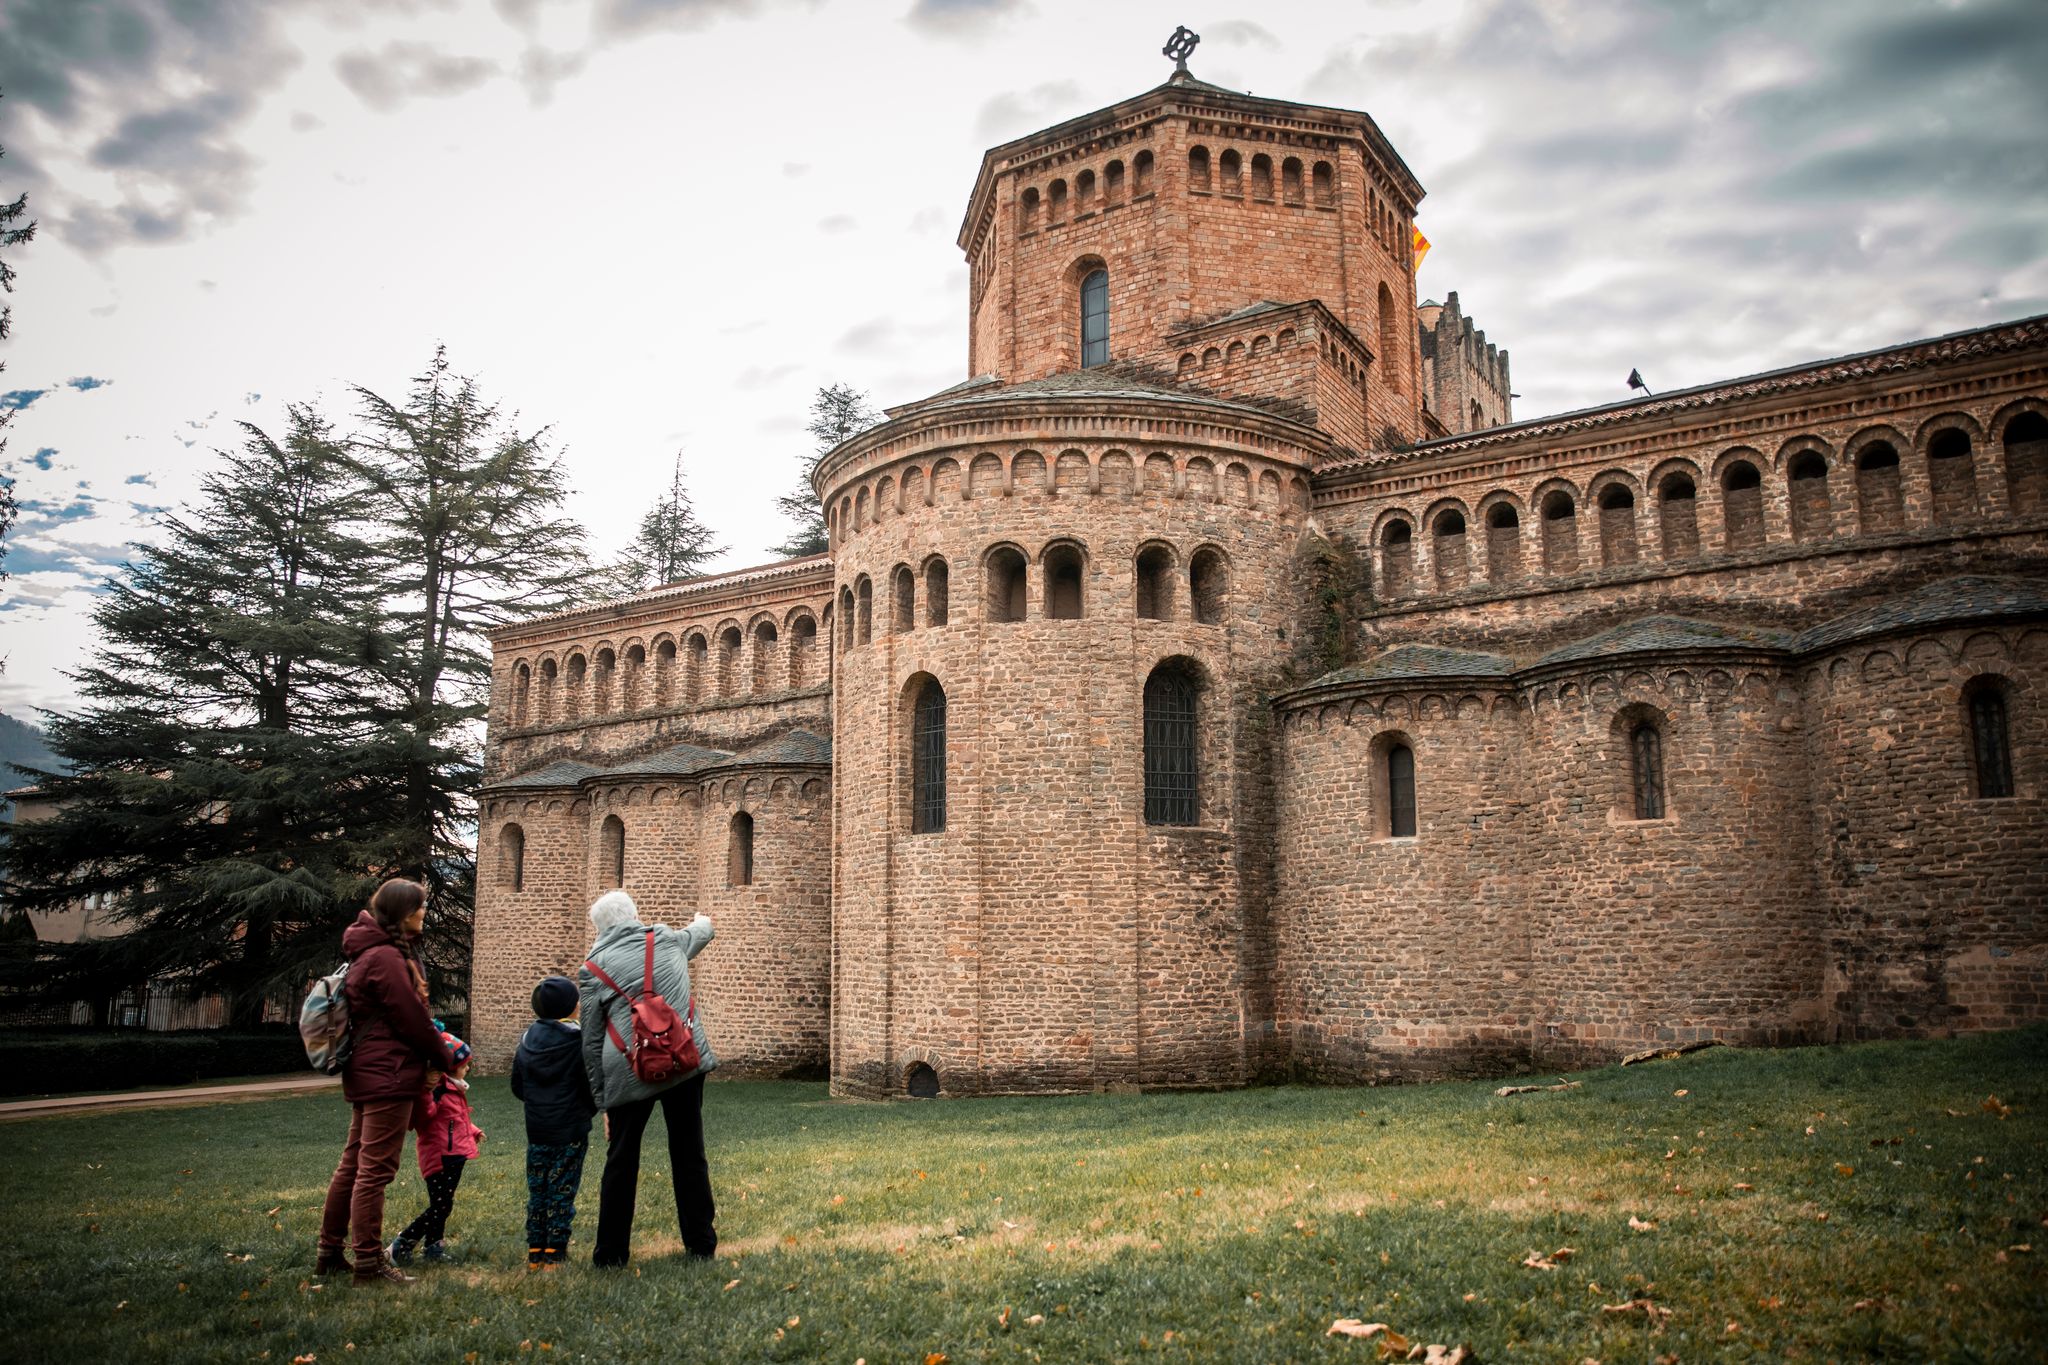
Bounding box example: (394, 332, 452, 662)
(717, 625, 742, 694)
(1189, 547, 1227, 624)
(600, 814, 625, 890)
(1104, 159, 1125, 203)
(1143, 663, 1199, 826)
(654, 640, 675, 707)
(1377, 283, 1400, 393)
(593, 647, 615, 714)
(728, 810, 754, 886)
(1080, 267, 1109, 368)
(1075, 168, 1096, 214)
(1382, 738, 1417, 838)
(1044, 542, 1085, 619)
(986, 546, 1027, 622)
(538, 658, 558, 723)
(564, 653, 586, 720)
(1218, 148, 1242, 196)
(751, 620, 777, 693)
(892, 564, 915, 633)
(1541, 492, 1578, 575)
(1658, 474, 1699, 559)
(1135, 544, 1174, 619)
(1282, 156, 1303, 204)
(1250, 152, 1273, 199)
(911, 677, 947, 834)
(838, 586, 855, 653)
(512, 663, 531, 727)
(1187, 146, 1211, 192)
(2005, 411, 2048, 515)
(1630, 722, 1666, 819)
(501, 823, 525, 892)
(925, 557, 950, 627)
(1019, 186, 1040, 234)
(855, 576, 873, 645)
(1597, 485, 1638, 566)
(789, 615, 817, 688)
(1965, 677, 2014, 800)
(1432, 510, 1468, 588)
(1788, 453, 1831, 542)
(1311, 160, 1334, 206)
(1047, 178, 1068, 222)
(1133, 150, 1154, 195)
(1928, 428, 1977, 525)
(1485, 503, 1521, 583)
(623, 643, 645, 711)
(1722, 461, 1764, 551)
(1856, 442, 1903, 533)
(687, 633, 707, 699)
(1380, 519, 1414, 597)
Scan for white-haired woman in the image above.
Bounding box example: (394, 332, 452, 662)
(579, 889, 719, 1267)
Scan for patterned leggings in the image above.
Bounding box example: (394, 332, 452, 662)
(397, 1155, 467, 1247)
(527, 1139, 589, 1252)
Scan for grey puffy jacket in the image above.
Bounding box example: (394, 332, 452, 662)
(579, 917, 718, 1110)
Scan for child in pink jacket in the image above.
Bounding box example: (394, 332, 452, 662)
(389, 1030, 484, 1265)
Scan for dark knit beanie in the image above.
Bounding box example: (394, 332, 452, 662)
(532, 975, 578, 1020)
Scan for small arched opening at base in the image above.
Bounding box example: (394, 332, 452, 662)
(904, 1061, 940, 1099)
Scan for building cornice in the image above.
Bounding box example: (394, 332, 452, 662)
(489, 556, 834, 646)
(1314, 313, 2048, 493)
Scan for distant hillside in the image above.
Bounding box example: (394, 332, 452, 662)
(0, 712, 65, 819)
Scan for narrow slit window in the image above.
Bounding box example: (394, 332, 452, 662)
(1967, 682, 2014, 799)
(1386, 743, 1416, 838)
(1081, 268, 1109, 368)
(1143, 665, 1199, 826)
(728, 811, 754, 886)
(912, 679, 948, 833)
(1631, 723, 1666, 819)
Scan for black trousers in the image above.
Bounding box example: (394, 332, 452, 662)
(593, 1074, 716, 1266)
(397, 1155, 466, 1247)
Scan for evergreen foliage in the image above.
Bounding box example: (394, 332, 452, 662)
(616, 452, 724, 591)
(0, 350, 592, 1024)
(0, 408, 393, 1027)
(342, 348, 591, 995)
(0, 92, 38, 580)
(772, 383, 879, 558)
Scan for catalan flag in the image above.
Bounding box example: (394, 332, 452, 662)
(1411, 225, 1431, 270)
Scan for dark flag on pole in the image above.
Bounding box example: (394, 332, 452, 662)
(1627, 368, 1653, 396)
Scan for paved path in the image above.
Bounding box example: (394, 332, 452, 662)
(0, 1073, 341, 1120)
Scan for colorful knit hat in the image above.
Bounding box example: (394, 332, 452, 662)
(441, 1031, 472, 1066)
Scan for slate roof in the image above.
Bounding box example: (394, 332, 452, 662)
(1533, 617, 1795, 669)
(907, 365, 1278, 421)
(1792, 575, 2048, 655)
(720, 729, 833, 769)
(487, 759, 603, 790)
(1304, 645, 1515, 689)
(604, 741, 733, 776)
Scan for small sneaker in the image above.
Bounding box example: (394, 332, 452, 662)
(421, 1241, 452, 1263)
(387, 1238, 417, 1267)
(527, 1247, 545, 1270)
(354, 1262, 416, 1288)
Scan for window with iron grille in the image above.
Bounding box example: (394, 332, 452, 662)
(1081, 268, 1109, 368)
(1386, 742, 1416, 837)
(913, 680, 947, 833)
(1969, 682, 2014, 799)
(1144, 666, 1198, 825)
(1630, 723, 1665, 819)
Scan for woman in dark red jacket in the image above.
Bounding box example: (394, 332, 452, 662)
(315, 879, 457, 1287)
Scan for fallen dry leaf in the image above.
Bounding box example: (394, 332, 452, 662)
(1327, 1320, 1390, 1339)
(923, 1354, 949, 1365)
(1026, 1314, 1045, 1326)
(1734, 1182, 1754, 1191)
(723, 1278, 740, 1291)
(1835, 1164, 1856, 1177)
(1629, 1216, 1657, 1232)
(1413, 1348, 1472, 1365)
(1983, 1095, 2012, 1119)
(1601, 1299, 1673, 1326)
(1851, 1298, 1885, 1313)
(264, 1206, 281, 1218)
(1674, 1089, 1688, 1097)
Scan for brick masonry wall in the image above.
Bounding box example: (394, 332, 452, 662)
(818, 395, 1318, 1097)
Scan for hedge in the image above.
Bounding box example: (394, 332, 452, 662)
(0, 1028, 311, 1098)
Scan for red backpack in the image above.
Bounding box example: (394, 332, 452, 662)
(584, 930, 701, 1085)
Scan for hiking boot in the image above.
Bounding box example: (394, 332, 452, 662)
(313, 1248, 352, 1277)
(354, 1261, 416, 1288)
(387, 1237, 417, 1267)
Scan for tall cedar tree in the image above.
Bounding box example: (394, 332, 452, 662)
(771, 383, 879, 557)
(616, 452, 724, 591)
(345, 348, 589, 998)
(0, 409, 391, 1026)
(0, 94, 38, 585)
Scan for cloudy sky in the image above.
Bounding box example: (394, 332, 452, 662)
(2, 0, 2043, 717)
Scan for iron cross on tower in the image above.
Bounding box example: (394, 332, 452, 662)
(1163, 25, 1200, 74)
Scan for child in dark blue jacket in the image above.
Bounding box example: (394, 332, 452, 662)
(509, 975, 599, 1268)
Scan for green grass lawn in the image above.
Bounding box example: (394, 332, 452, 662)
(3, 1029, 2044, 1363)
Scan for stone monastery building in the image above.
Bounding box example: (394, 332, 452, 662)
(472, 60, 2048, 1096)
